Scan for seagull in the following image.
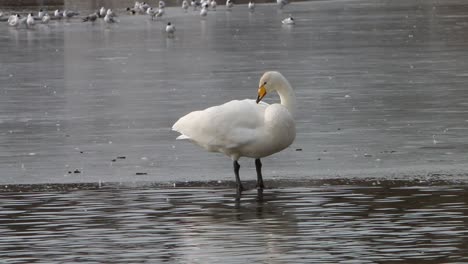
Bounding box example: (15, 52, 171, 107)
(42, 13, 50, 24)
(248, 1, 255, 11)
(166, 22, 175, 36)
(134, 1, 141, 9)
(53, 9, 63, 18)
(200, 6, 208, 16)
(63, 10, 79, 19)
(104, 13, 116, 24)
(99, 7, 106, 17)
(282, 16, 294, 25)
(226, 0, 234, 9)
(132, 1, 145, 14)
(82, 12, 98, 22)
(38, 9, 45, 19)
(106, 9, 116, 18)
(173, 72, 296, 197)
(155, 8, 164, 18)
(8, 14, 20, 27)
(26, 13, 35, 28)
(159, 0, 166, 9)
(191, 0, 201, 10)
(182, 0, 189, 11)
(141, 2, 151, 12)
(277, 0, 289, 9)
(18, 16, 28, 27)
(126, 7, 137, 15)
(146, 7, 156, 19)
(210, 0, 217, 10)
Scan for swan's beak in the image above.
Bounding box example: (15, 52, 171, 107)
(256, 85, 267, 104)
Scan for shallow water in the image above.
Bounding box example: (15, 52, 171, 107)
(1, 180, 468, 263)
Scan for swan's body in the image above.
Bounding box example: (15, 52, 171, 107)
(172, 71, 296, 196)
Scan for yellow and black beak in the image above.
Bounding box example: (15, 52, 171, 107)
(256, 85, 267, 104)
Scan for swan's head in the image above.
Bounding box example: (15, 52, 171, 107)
(256, 71, 284, 104)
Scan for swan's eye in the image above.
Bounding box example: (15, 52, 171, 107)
(263, 82, 267, 85)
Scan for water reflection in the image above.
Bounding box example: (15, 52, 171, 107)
(1, 180, 467, 263)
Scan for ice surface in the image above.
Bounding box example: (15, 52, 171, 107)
(1, 0, 468, 184)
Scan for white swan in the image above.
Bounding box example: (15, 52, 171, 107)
(172, 71, 296, 196)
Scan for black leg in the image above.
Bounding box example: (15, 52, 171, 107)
(233, 160, 244, 196)
(255, 159, 264, 189)
(256, 188, 264, 202)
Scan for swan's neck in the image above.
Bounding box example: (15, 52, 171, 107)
(276, 79, 296, 117)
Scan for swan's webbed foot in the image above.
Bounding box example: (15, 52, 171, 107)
(255, 159, 264, 189)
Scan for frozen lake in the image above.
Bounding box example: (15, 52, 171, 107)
(2, 0, 468, 184)
(1, 0, 468, 262)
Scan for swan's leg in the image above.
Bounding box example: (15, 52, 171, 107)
(255, 159, 264, 189)
(233, 160, 244, 195)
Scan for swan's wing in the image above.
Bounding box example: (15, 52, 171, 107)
(172, 99, 268, 151)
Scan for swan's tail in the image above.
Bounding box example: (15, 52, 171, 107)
(176, 134, 190, 140)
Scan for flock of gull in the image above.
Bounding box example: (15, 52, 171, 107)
(0, 0, 294, 36)
(1, 0, 295, 196)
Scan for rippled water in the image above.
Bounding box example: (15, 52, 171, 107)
(1, 180, 467, 263)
